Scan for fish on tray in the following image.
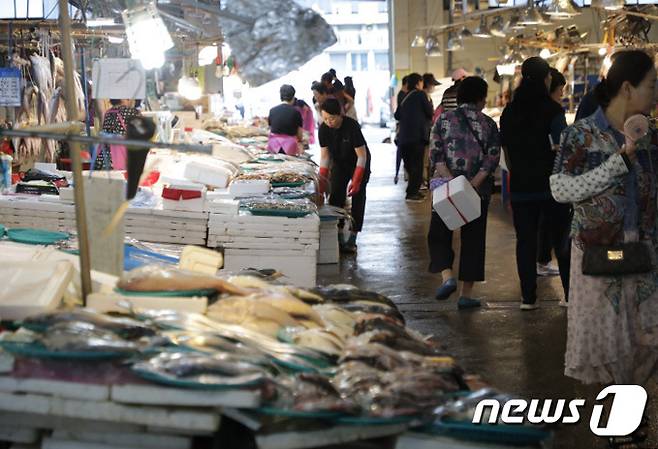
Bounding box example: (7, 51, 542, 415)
(273, 372, 360, 414)
(118, 265, 247, 296)
(39, 321, 138, 354)
(290, 328, 345, 358)
(24, 308, 156, 339)
(207, 296, 300, 337)
(311, 285, 397, 308)
(134, 352, 271, 387)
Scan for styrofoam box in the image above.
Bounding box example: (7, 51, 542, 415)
(432, 175, 481, 231)
(319, 220, 339, 264)
(228, 180, 270, 196)
(162, 184, 207, 213)
(183, 161, 232, 189)
(224, 249, 317, 287)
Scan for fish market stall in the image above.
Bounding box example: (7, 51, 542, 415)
(0, 242, 553, 448)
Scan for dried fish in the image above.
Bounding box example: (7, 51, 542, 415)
(311, 285, 397, 308)
(39, 321, 138, 354)
(273, 372, 359, 414)
(23, 308, 156, 340)
(291, 328, 345, 358)
(207, 296, 300, 337)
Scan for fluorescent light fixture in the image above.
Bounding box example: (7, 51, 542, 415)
(122, 2, 174, 70)
(87, 18, 117, 27)
(107, 36, 124, 44)
(540, 48, 552, 59)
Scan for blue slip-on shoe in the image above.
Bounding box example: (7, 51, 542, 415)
(458, 296, 482, 309)
(435, 278, 457, 300)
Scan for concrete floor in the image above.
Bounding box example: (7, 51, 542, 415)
(317, 127, 658, 449)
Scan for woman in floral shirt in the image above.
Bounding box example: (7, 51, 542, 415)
(428, 76, 500, 309)
(551, 51, 658, 395)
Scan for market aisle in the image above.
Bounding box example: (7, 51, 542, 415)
(318, 126, 658, 449)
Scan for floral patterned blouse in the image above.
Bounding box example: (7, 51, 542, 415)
(551, 108, 658, 249)
(430, 104, 501, 197)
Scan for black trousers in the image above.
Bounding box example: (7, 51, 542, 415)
(329, 165, 368, 233)
(427, 199, 490, 282)
(537, 212, 552, 264)
(511, 199, 571, 303)
(399, 142, 424, 196)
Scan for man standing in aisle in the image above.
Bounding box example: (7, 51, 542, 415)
(394, 73, 433, 202)
(422, 73, 441, 186)
(394, 75, 409, 184)
(433, 68, 470, 123)
(317, 98, 371, 254)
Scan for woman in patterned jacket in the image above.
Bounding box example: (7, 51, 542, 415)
(428, 76, 501, 309)
(551, 51, 657, 391)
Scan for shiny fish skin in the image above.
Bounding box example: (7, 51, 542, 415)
(24, 309, 156, 339)
(39, 321, 137, 353)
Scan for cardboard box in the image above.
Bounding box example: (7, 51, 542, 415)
(432, 175, 481, 230)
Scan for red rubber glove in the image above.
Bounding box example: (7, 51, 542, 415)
(348, 166, 365, 197)
(318, 167, 329, 196)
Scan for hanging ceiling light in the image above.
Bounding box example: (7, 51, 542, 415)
(473, 17, 492, 38)
(447, 34, 464, 51)
(598, 46, 608, 56)
(591, 0, 625, 10)
(519, 4, 550, 25)
(425, 35, 442, 57)
(122, 2, 174, 70)
(539, 48, 552, 59)
(505, 14, 526, 31)
(490, 16, 506, 37)
(460, 26, 473, 39)
(545, 0, 581, 19)
(411, 34, 426, 48)
(107, 36, 124, 44)
(178, 76, 203, 101)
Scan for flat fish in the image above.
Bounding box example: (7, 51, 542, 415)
(39, 321, 137, 353)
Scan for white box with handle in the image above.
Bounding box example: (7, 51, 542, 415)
(432, 175, 481, 230)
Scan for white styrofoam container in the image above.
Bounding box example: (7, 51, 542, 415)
(432, 175, 481, 231)
(223, 249, 317, 287)
(0, 261, 73, 320)
(162, 184, 207, 212)
(183, 161, 232, 189)
(229, 180, 270, 196)
(318, 220, 339, 264)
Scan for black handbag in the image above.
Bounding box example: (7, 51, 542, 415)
(582, 241, 654, 276)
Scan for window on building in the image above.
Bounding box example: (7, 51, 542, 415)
(351, 52, 368, 71)
(378, 1, 388, 12)
(374, 52, 389, 71)
(330, 53, 347, 73)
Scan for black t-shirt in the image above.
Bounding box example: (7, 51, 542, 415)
(268, 104, 303, 136)
(318, 116, 371, 172)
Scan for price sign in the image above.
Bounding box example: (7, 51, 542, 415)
(0, 68, 22, 107)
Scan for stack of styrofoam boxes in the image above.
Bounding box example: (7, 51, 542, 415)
(207, 213, 320, 287)
(0, 196, 76, 232)
(125, 207, 209, 246)
(318, 216, 339, 264)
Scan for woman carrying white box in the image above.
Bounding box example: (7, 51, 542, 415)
(428, 77, 501, 309)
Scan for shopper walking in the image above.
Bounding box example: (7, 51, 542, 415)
(94, 99, 141, 170)
(500, 57, 570, 310)
(551, 51, 658, 394)
(267, 85, 304, 156)
(422, 73, 441, 186)
(394, 73, 433, 202)
(536, 68, 567, 278)
(394, 75, 409, 184)
(429, 77, 501, 309)
(318, 98, 371, 253)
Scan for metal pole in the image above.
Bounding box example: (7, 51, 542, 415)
(58, 0, 92, 304)
(79, 47, 91, 137)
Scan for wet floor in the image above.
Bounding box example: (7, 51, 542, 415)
(317, 127, 658, 449)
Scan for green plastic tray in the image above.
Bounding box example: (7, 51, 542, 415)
(271, 181, 305, 188)
(247, 208, 312, 218)
(335, 415, 418, 426)
(132, 368, 263, 390)
(0, 224, 5, 237)
(7, 228, 69, 245)
(255, 406, 343, 419)
(114, 288, 216, 298)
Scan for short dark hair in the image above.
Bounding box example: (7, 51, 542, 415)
(333, 80, 345, 91)
(329, 69, 337, 77)
(280, 84, 296, 102)
(406, 73, 422, 90)
(401, 75, 409, 87)
(457, 76, 488, 105)
(549, 68, 566, 94)
(321, 72, 334, 84)
(110, 99, 122, 106)
(320, 98, 342, 116)
(311, 81, 327, 94)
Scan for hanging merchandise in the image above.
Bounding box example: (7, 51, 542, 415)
(0, 68, 22, 107)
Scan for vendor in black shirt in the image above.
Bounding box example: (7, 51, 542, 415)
(267, 84, 304, 155)
(318, 98, 371, 254)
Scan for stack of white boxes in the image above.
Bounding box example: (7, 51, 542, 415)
(318, 217, 339, 264)
(0, 196, 208, 246)
(207, 213, 320, 287)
